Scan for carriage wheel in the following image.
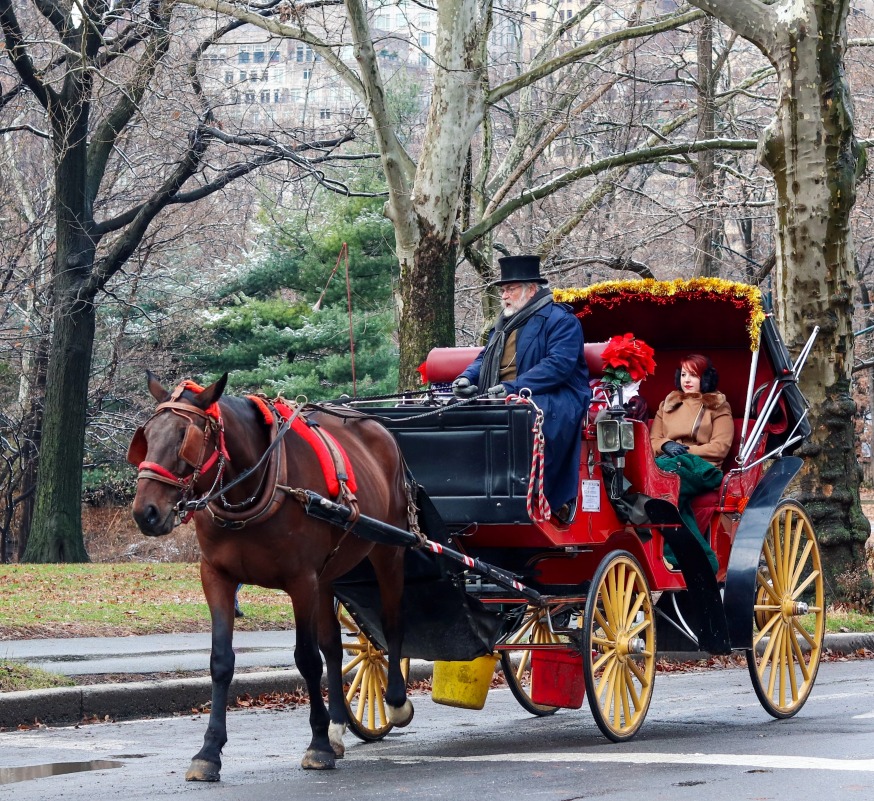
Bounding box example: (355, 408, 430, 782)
(582, 550, 656, 742)
(747, 499, 824, 719)
(337, 602, 410, 742)
(499, 605, 563, 716)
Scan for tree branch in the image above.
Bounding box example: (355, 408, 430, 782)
(488, 7, 705, 105)
(87, 9, 174, 202)
(685, 0, 776, 53)
(84, 125, 214, 296)
(0, 0, 53, 108)
(462, 138, 757, 246)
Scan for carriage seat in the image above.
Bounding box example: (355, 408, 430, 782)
(422, 343, 607, 385)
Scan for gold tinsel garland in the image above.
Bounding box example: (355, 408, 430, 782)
(553, 277, 766, 350)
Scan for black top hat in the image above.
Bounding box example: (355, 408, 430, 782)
(492, 255, 548, 286)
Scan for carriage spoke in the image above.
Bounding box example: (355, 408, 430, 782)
(594, 607, 615, 639)
(789, 539, 814, 591)
(756, 571, 782, 604)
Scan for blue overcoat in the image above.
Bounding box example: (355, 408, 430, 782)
(460, 302, 591, 510)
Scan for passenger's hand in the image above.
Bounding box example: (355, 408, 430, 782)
(661, 441, 689, 457)
(486, 384, 507, 398)
(452, 377, 478, 398)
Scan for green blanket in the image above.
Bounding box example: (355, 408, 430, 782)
(654, 452, 723, 573)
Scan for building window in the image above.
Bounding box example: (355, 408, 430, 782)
(270, 50, 281, 62)
(290, 88, 302, 102)
(530, 11, 536, 21)
(296, 45, 314, 62)
(253, 48, 265, 63)
(238, 48, 250, 64)
(262, 69, 269, 81)
(320, 108, 331, 119)
(260, 90, 270, 103)
(239, 70, 247, 82)
(249, 70, 258, 82)
(224, 71, 233, 84)
(245, 91, 255, 103)
(419, 32, 430, 47)
(303, 69, 311, 80)
(274, 89, 281, 103)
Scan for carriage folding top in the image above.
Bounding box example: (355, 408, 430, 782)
(326, 278, 825, 744)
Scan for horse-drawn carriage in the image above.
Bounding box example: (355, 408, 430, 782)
(329, 277, 823, 743)
(130, 278, 824, 779)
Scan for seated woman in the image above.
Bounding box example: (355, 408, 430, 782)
(649, 354, 733, 572)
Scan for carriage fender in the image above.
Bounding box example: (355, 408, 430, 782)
(722, 456, 803, 650)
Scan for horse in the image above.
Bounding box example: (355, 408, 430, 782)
(129, 372, 415, 779)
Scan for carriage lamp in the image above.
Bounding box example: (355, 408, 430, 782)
(596, 417, 635, 453)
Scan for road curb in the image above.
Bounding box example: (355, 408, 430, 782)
(1, 633, 872, 730)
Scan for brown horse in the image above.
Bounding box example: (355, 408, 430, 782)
(129, 373, 414, 779)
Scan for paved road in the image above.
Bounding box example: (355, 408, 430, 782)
(1, 631, 297, 675)
(1, 659, 872, 801)
(3, 630, 872, 676)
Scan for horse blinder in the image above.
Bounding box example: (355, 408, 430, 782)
(180, 423, 206, 468)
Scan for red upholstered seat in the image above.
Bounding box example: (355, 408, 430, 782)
(423, 342, 608, 384)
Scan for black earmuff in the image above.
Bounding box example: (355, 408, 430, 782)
(674, 360, 719, 393)
(701, 365, 719, 394)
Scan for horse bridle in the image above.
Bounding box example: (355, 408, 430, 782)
(128, 401, 229, 523)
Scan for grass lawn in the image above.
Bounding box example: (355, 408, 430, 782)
(0, 563, 294, 639)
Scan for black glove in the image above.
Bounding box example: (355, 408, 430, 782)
(661, 441, 689, 458)
(486, 384, 507, 398)
(452, 377, 478, 398)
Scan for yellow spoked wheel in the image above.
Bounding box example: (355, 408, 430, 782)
(582, 551, 656, 742)
(747, 499, 824, 719)
(337, 603, 410, 741)
(499, 605, 564, 716)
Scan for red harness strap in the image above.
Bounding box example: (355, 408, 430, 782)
(247, 396, 358, 497)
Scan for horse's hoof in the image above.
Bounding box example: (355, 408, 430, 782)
(185, 759, 221, 782)
(387, 699, 414, 728)
(329, 722, 346, 758)
(301, 749, 336, 770)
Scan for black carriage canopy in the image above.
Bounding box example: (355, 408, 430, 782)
(554, 277, 811, 452)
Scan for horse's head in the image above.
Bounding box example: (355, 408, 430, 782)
(130, 371, 228, 536)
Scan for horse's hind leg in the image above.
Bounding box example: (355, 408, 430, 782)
(186, 564, 237, 782)
(318, 586, 347, 758)
(291, 585, 336, 770)
(373, 547, 413, 727)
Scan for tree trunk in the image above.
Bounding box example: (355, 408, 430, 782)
(22, 93, 94, 563)
(15, 335, 48, 560)
(397, 233, 458, 390)
(693, 16, 719, 277)
(394, 0, 485, 389)
(759, 3, 869, 594)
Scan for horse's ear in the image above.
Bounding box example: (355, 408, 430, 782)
(147, 370, 170, 403)
(192, 373, 228, 410)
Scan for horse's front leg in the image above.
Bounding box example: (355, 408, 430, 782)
(374, 548, 414, 727)
(186, 563, 237, 782)
(318, 586, 348, 759)
(292, 583, 336, 770)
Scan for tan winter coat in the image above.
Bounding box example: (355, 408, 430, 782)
(650, 391, 733, 467)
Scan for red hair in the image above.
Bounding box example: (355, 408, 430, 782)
(680, 354, 710, 377)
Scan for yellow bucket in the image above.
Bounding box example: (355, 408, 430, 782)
(431, 654, 499, 710)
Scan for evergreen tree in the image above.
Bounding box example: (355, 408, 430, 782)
(187, 198, 400, 400)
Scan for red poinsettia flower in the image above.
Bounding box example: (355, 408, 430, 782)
(600, 333, 657, 386)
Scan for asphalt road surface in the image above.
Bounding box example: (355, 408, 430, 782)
(1, 659, 872, 801)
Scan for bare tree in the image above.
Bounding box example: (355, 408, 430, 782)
(0, 0, 368, 561)
(683, 0, 870, 591)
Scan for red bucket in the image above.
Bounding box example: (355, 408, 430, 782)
(530, 648, 585, 709)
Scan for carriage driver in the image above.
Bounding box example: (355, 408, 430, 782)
(452, 255, 591, 524)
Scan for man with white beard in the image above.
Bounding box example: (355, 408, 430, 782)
(452, 255, 590, 524)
